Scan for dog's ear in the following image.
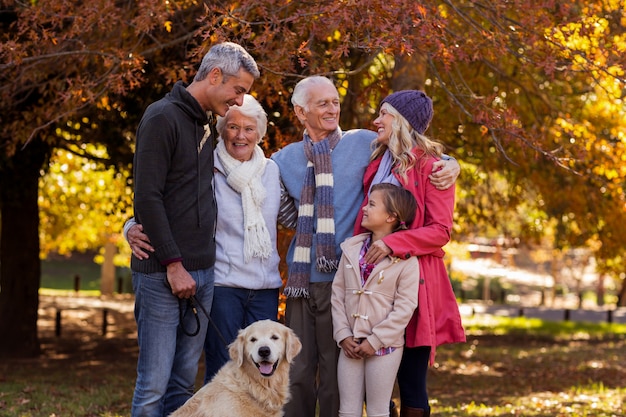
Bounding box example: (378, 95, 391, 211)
(229, 328, 246, 367)
(285, 327, 302, 363)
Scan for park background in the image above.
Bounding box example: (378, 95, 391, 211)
(1, 1, 625, 416)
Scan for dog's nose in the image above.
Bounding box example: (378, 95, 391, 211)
(258, 346, 271, 358)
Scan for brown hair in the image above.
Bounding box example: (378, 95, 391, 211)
(370, 183, 417, 231)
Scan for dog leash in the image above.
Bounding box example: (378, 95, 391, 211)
(163, 278, 229, 348)
(179, 295, 229, 349)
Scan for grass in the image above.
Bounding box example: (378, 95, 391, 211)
(41, 256, 102, 291)
(0, 339, 137, 417)
(1, 305, 625, 417)
(41, 256, 132, 294)
(0, 295, 138, 417)
(463, 314, 626, 339)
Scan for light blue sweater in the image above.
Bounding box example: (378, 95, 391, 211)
(271, 129, 376, 283)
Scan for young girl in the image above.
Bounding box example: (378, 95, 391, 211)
(331, 182, 420, 417)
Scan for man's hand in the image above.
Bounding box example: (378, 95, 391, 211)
(166, 261, 196, 299)
(128, 224, 154, 260)
(429, 158, 460, 190)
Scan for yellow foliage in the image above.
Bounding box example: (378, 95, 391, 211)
(39, 147, 133, 264)
(98, 96, 111, 111)
(326, 30, 341, 43)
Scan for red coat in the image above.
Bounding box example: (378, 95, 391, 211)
(354, 148, 466, 363)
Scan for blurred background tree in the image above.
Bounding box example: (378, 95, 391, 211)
(1, 0, 624, 357)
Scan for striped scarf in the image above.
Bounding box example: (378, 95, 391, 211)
(283, 128, 341, 298)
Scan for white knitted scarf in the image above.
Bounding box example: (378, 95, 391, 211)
(216, 140, 272, 262)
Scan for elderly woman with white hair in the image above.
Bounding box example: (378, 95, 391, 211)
(125, 94, 284, 384)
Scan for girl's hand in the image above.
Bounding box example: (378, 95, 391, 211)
(339, 338, 362, 359)
(354, 339, 376, 358)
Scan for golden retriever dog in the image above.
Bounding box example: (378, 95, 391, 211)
(169, 319, 302, 417)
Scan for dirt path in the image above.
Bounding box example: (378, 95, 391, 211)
(37, 293, 138, 361)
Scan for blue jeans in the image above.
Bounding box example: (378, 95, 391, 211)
(131, 268, 214, 417)
(203, 286, 279, 383)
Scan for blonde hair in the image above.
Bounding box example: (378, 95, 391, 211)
(370, 102, 445, 179)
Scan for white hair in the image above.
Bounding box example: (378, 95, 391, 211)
(291, 76, 336, 110)
(216, 94, 268, 143)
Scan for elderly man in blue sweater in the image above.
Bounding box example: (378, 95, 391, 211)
(271, 76, 459, 417)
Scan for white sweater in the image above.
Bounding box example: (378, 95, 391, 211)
(212, 154, 282, 290)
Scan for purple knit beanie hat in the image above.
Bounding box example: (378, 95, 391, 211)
(381, 90, 433, 134)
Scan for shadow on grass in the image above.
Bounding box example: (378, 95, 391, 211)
(427, 316, 626, 416)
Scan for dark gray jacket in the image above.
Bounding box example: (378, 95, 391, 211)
(132, 81, 217, 273)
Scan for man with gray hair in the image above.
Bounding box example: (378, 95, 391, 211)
(130, 42, 259, 417)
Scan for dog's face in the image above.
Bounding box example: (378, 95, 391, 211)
(229, 320, 302, 378)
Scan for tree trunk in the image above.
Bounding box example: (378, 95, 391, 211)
(618, 278, 626, 307)
(339, 48, 369, 131)
(596, 273, 604, 307)
(100, 239, 116, 295)
(0, 138, 49, 358)
(391, 53, 428, 91)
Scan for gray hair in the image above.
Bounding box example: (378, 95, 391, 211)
(194, 42, 260, 82)
(216, 94, 268, 143)
(291, 76, 336, 110)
